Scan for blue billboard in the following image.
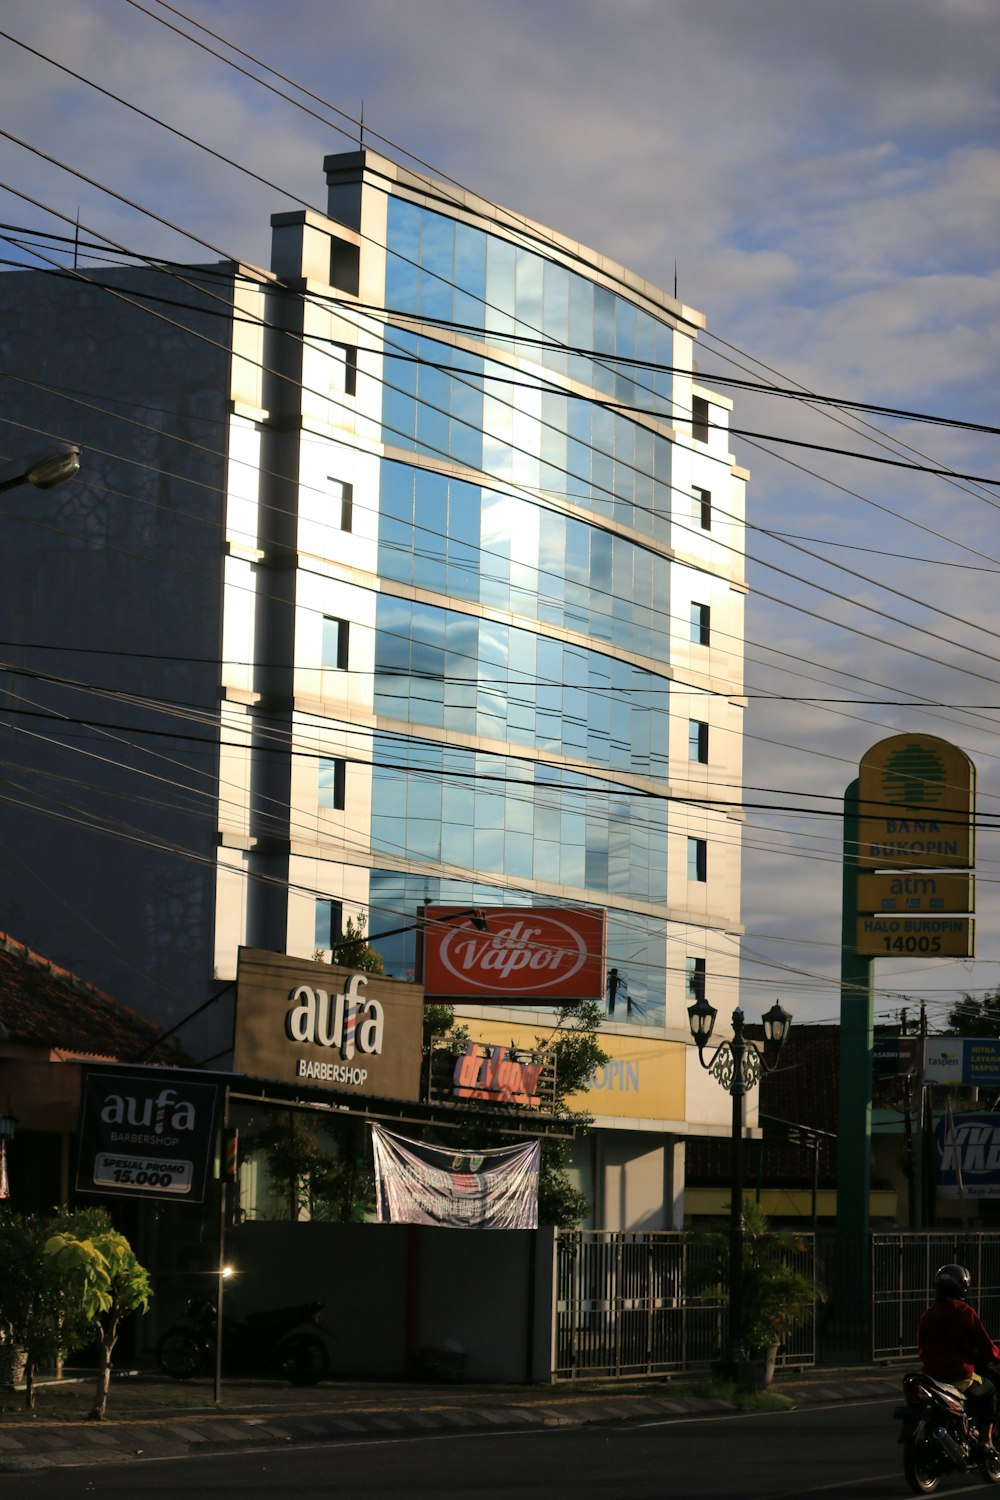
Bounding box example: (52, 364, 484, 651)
(935, 1112, 1000, 1199)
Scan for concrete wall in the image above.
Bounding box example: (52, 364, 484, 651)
(216, 1220, 555, 1383)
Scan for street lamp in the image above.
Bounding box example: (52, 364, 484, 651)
(360, 907, 489, 945)
(0, 445, 80, 494)
(687, 996, 792, 1375)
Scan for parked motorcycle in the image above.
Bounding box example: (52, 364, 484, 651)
(895, 1368, 1000, 1493)
(156, 1292, 332, 1386)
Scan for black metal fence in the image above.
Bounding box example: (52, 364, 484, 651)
(871, 1231, 1000, 1363)
(552, 1229, 816, 1381)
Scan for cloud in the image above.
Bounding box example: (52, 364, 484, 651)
(2, 0, 1000, 1023)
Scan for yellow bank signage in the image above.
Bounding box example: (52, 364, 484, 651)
(857, 871, 974, 915)
(856, 915, 973, 959)
(857, 734, 975, 870)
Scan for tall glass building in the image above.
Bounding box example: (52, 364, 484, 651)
(217, 150, 748, 1224)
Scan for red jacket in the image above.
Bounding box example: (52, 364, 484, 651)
(918, 1297, 1000, 1383)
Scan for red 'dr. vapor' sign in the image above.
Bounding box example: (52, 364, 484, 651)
(420, 906, 606, 1003)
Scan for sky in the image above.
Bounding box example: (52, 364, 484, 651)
(2, 0, 1000, 1034)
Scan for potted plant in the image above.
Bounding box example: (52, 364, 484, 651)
(694, 1199, 826, 1389)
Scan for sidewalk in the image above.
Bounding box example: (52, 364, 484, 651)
(0, 1365, 905, 1472)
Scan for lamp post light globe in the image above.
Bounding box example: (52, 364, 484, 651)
(762, 999, 793, 1055)
(686, 993, 718, 1054)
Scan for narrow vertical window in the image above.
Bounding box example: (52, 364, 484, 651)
(330, 479, 354, 533)
(690, 603, 710, 646)
(319, 757, 347, 809)
(687, 836, 707, 882)
(322, 616, 350, 670)
(694, 486, 712, 530)
(331, 343, 358, 398)
(692, 395, 709, 443)
(688, 719, 709, 764)
(315, 898, 344, 950)
(685, 957, 706, 1002)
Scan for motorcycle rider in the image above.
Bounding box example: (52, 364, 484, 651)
(918, 1263, 1000, 1460)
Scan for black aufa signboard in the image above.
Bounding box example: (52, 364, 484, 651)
(75, 1066, 220, 1205)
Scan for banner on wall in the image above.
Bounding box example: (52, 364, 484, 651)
(371, 1124, 540, 1228)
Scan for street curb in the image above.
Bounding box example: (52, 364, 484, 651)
(0, 1374, 904, 1470)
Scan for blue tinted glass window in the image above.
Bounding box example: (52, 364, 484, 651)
(485, 235, 516, 337)
(454, 222, 487, 331)
(419, 213, 454, 321)
(381, 382, 416, 452)
(384, 198, 421, 312)
(688, 719, 709, 763)
(593, 286, 616, 355)
(318, 757, 345, 809)
(315, 898, 342, 949)
(515, 248, 543, 332)
(322, 616, 349, 670)
(687, 837, 707, 882)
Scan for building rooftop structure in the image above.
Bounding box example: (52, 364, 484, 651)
(0, 929, 183, 1063)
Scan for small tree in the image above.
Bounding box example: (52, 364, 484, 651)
(694, 1199, 826, 1355)
(0, 1211, 72, 1409)
(43, 1208, 152, 1420)
(245, 1111, 369, 1223)
(330, 911, 385, 974)
(536, 1000, 609, 1227)
(948, 989, 1000, 1037)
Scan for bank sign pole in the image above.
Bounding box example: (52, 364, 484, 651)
(838, 734, 975, 1286)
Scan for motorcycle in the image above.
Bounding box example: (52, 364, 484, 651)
(895, 1368, 1000, 1493)
(156, 1292, 332, 1386)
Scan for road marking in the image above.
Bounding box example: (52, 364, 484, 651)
(632, 1394, 899, 1431)
(756, 1472, 901, 1499)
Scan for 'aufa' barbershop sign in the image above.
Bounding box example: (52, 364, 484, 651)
(232, 948, 424, 1102)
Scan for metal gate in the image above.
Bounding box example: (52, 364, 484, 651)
(553, 1230, 817, 1381)
(872, 1231, 1000, 1362)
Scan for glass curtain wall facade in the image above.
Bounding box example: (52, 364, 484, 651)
(249, 149, 745, 1055)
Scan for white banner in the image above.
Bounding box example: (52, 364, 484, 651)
(371, 1125, 540, 1228)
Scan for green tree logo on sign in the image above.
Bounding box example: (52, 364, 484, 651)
(882, 743, 947, 805)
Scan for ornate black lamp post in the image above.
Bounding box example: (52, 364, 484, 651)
(687, 996, 792, 1374)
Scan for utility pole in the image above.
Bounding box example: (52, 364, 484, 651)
(837, 779, 874, 1309)
(918, 1000, 932, 1228)
(901, 1006, 917, 1229)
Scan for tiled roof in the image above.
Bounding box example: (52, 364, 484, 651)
(0, 930, 186, 1064)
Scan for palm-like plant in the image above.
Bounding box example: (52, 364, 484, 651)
(694, 1198, 826, 1354)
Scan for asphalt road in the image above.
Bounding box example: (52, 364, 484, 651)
(4, 1394, 975, 1500)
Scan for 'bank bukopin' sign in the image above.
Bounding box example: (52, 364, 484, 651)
(855, 734, 976, 959)
(857, 734, 975, 871)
